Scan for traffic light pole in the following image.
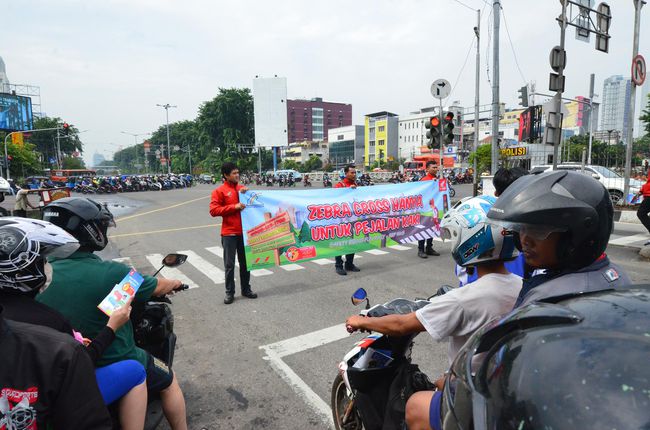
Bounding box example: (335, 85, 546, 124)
(2, 127, 60, 180)
(551, 0, 568, 170)
(438, 100, 444, 176)
(490, 0, 500, 174)
(473, 8, 481, 196)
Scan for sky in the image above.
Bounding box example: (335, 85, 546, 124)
(2, 0, 649, 165)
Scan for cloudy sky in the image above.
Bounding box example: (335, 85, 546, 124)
(3, 0, 649, 164)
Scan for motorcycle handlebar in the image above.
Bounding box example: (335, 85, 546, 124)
(174, 284, 190, 292)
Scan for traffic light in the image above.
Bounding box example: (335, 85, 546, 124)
(425, 116, 441, 148)
(443, 112, 455, 144)
(62, 122, 70, 135)
(518, 86, 529, 107)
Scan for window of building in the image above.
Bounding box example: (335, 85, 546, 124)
(379, 126, 385, 132)
(378, 139, 385, 146)
(338, 135, 345, 140)
(369, 140, 375, 148)
(369, 127, 375, 134)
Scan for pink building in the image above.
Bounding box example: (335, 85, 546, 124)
(287, 97, 352, 143)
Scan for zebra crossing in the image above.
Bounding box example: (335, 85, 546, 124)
(110, 232, 646, 290)
(110, 241, 423, 289)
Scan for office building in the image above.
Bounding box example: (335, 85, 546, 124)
(600, 75, 632, 142)
(287, 98, 352, 143)
(328, 125, 364, 168)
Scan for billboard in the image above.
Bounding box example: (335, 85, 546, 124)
(0, 93, 33, 132)
(253, 77, 288, 148)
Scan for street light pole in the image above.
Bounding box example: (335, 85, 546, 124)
(587, 73, 595, 165)
(623, 0, 644, 204)
(3, 127, 60, 180)
(490, 0, 501, 174)
(156, 103, 177, 174)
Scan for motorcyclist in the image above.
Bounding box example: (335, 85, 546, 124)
(345, 196, 522, 430)
(0, 217, 126, 429)
(487, 170, 630, 307)
(438, 285, 650, 430)
(36, 197, 189, 430)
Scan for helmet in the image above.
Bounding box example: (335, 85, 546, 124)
(440, 196, 518, 267)
(0, 217, 79, 294)
(439, 285, 650, 430)
(42, 197, 116, 251)
(487, 170, 612, 270)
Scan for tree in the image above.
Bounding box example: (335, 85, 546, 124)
(196, 88, 254, 152)
(640, 92, 650, 137)
(6, 142, 41, 179)
(61, 156, 85, 170)
(303, 155, 323, 172)
(281, 159, 301, 170)
(468, 144, 492, 174)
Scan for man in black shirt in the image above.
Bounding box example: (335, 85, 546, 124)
(0, 307, 112, 429)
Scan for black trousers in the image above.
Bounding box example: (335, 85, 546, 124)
(418, 238, 433, 252)
(638, 198, 650, 233)
(335, 254, 355, 269)
(222, 235, 251, 295)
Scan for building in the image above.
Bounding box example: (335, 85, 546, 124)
(398, 108, 435, 161)
(327, 125, 364, 169)
(364, 112, 398, 167)
(600, 75, 632, 142)
(282, 141, 329, 164)
(638, 78, 650, 137)
(0, 55, 9, 93)
(287, 98, 352, 143)
(92, 152, 106, 167)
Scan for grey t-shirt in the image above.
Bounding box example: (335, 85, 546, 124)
(415, 272, 522, 365)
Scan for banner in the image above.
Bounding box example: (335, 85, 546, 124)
(240, 181, 450, 269)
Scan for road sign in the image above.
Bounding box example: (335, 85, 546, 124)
(631, 54, 646, 86)
(431, 79, 451, 99)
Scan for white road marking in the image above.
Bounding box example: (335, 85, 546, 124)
(259, 324, 350, 429)
(388, 244, 411, 251)
(177, 250, 224, 284)
(112, 257, 134, 267)
(280, 264, 305, 271)
(609, 233, 648, 246)
(364, 249, 389, 255)
(145, 254, 199, 289)
(312, 258, 334, 265)
(206, 245, 273, 275)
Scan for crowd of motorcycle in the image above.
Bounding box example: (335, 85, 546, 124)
(68, 174, 194, 194)
(389, 168, 474, 185)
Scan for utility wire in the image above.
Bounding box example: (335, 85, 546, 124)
(451, 0, 476, 11)
(500, 4, 528, 85)
(447, 36, 476, 102)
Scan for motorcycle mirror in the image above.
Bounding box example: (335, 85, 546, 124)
(162, 253, 187, 268)
(351, 288, 368, 306)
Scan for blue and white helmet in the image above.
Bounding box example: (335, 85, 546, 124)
(440, 196, 518, 267)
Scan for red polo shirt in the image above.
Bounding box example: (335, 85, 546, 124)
(420, 173, 436, 182)
(335, 178, 356, 188)
(209, 181, 244, 236)
(641, 178, 650, 197)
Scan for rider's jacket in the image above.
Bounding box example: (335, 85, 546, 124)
(335, 178, 356, 188)
(420, 173, 436, 182)
(0, 308, 112, 429)
(514, 255, 630, 307)
(210, 181, 245, 236)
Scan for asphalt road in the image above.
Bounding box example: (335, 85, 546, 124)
(5, 184, 648, 429)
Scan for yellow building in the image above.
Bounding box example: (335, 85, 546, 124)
(364, 111, 399, 168)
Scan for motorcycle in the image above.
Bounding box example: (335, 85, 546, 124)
(332, 288, 439, 430)
(111, 253, 190, 429)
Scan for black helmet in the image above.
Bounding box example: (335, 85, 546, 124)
(487, 170, 613, 270)
(439, 286, 650, 430)
(0, 217, 79, 294)
(42, 197, 116, 251)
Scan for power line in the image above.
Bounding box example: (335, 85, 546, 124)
(500, 4, 527, 84)
(451, 0, 476, 11)
(448, 36, 476, 102)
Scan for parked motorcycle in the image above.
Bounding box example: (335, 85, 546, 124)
(332, 288, 437, 430)
(111, 253, 189, 429)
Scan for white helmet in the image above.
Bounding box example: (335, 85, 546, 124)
(440, 196, 518, 267)
(0, 217, 79, 294)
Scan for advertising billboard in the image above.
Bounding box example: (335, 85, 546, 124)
(253, 77, 288, 148)
(0, 93, 33, 132)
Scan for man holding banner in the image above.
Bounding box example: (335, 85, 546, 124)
(417, 161, 440, 259)
(334, 165, 361, 276)
(209, 162, 257, 305)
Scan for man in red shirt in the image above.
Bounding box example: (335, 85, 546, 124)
(334, 164, 361, 276)
(637, 175, 650, 246)
(418, 161, 440, 258)
(209, 162, 257, 304)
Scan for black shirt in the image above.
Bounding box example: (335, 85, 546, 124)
(0, 294, 115, 365)
(0, 307, 112, 429)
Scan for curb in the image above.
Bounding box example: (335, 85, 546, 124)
(614, 210, 641, 224)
